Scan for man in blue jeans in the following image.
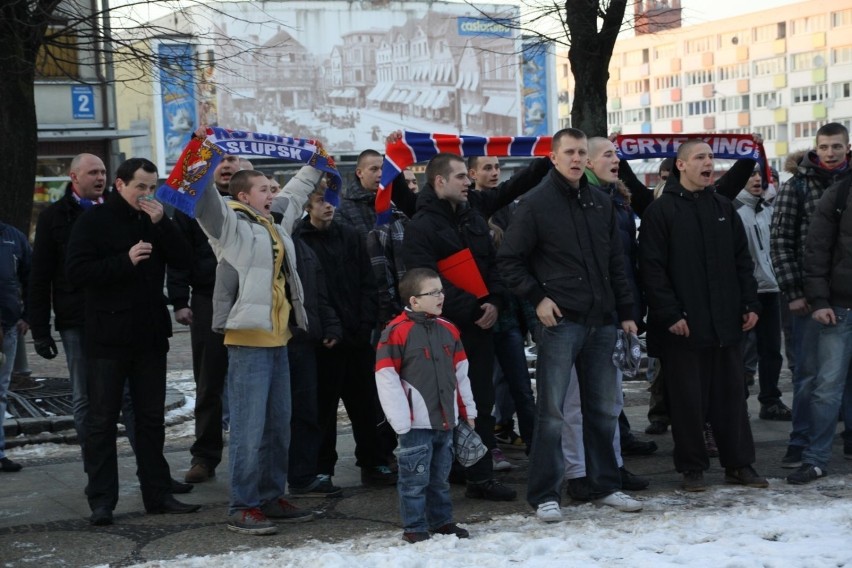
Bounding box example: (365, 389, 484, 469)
(791, 174, 852, 483)
(498, 128, 640, 522)
(0, 220, 31, 473)
(771, 123, 852, 467)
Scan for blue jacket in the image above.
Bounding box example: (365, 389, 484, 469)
(0, 222, 32, 330)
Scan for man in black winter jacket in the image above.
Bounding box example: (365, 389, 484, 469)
(66, 158, 197, 526)
(640, 139, 767, 493)
(402, 153, 516, 502)
(498, 128, 638, 521)
(294, 187, 393, 487)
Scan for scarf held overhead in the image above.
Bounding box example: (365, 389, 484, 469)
(615, 133, 773, 190)
(156, 127, 341, 217)
(377, 131, 552, 225)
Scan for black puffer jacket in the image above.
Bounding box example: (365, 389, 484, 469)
(290, 236, 343, 343)
(804, 178, 852, 310)
(28, 187, 85, 339)
(402, 184, 505, 331)
(639, 182, 760, 355)
(166, 209, 219, 311)
(293, 219, 376, 344)
(497, 169, 633, 327)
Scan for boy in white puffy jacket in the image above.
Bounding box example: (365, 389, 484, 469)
(195, 164, 321, 535)
(375, 267, 476, 543)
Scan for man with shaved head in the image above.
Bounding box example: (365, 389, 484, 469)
(29, 153, 108, 447)
(640, 140, 767, 493)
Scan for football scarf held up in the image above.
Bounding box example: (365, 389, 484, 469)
(377, 131, 553, 225)
(156, 127, 341, 217)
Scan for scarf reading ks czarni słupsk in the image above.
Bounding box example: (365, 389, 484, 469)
(156, 127, 342, 217)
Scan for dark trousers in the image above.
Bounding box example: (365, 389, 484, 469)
(661, 342, 756, 473)
(188, 294, 228, 469)
(288, 339, 321, 488)
(646, 364, 669, 425)
(752, 292, 784, 405)
(459, 327, 496, 483)
(84, 354, 171, 512)
(316, 341, 385, 475)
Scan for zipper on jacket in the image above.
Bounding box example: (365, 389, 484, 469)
(754, 225, 764, 251)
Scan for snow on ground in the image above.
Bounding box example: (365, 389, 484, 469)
(124, 478, 852, 568)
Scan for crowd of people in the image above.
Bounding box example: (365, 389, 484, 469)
(1, 121, 850, 542)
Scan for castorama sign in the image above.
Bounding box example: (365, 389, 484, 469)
(457, 17, 513, 38)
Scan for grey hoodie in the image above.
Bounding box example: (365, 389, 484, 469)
(735, 189, 779, 293)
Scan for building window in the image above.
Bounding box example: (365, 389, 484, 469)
(654, 75, 681, 90)
(832, 46, 852, 65)
(753, 56, 786, 76)
(754, 92, 782, 108)
(790, 50, 825, 71)
(687, 100, 717, 116)
(720, 30, 749, 47)
(832, 9, 852, 27)
(607, 111, 623, 126)
(790, 15, 827, 35)
(793, 121, 821, 138)
(834, 81, 852, 100)
(654, 104, 682, 120)
(753, 23, 778, 43)
(719, 95, 749, 112)
(685, 36, 713, 54)
(623, 79, 650, 95)
(654, 43, 676, 60)
(35, 29, 79, 78)
(754, 125, 776, 141)
(717, 63, 750, 81)
(791, 84, 829, 104)
(625, 50, 644, 66)
(685, 69, 714, 86)
(624, 108, 650, 123)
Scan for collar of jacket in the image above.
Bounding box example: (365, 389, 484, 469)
(104, 191, 145, 218)
(344, 180, 376, 203)
(661, 181, 716, 200)
(404, 307, 436, 325)
(798, 150, 852, 182)
(228, 200, 273, 226)
(735, 190, 766, 210)
(415, 183, 471, 221)
(550, 168, 594, 207)
(294, 216, 335, 236)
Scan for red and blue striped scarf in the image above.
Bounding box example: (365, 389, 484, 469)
(377, 131, 552, 224)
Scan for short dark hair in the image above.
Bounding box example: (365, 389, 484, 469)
(467, 156, 480, 170)
(356, 149, 382, 169)
(115, 158, 157, 184)
(816, 122, 850, 144)
(303, 186, 325, 211)
(228, 169, 266, 199)
(676, 139, 709, 161)
(425, 153, 465, 187)
(399, 267, 440, 305)
(659, 157, 674, 173)
(551, 128, 586, 152)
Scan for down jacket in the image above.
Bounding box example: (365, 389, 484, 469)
(375, 309, 477, 434)
(194, 166, 320, 334)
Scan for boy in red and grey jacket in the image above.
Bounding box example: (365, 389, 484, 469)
(375, 267, 477, 544)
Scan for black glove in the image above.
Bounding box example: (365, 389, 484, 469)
(34, 336, 58, 360)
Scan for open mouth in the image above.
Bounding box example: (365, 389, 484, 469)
(700, 169, 713, 181)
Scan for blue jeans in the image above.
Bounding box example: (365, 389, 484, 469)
(0, 327, 19, 458)
(527, 320, 620, 508)
(227, 345, 291, 515)
(492, 327, 536, 446)
(803, 307, 852, 469)
(60, 327, 137, 454)
(789, 314, 821, 448)
(396, 428, 453, 533)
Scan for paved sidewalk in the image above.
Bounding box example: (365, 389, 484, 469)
(1, 330, 850, 566)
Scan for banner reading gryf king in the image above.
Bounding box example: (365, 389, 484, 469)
(614, 133, 773, 191)
(156, 127, 341, 217)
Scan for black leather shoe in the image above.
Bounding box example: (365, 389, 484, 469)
(170, 478, 194, 494)
(621, 437, 658, 457)
(620, 467, 650, 490)
(147, 495, 201, 515)
(644, 421, 668, 435)
(90, 506, 114, 526)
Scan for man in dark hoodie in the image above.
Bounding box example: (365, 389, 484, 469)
(770, 122, 852, 468)
(640, 139, 767, 493)
(403, 152, 516, 502)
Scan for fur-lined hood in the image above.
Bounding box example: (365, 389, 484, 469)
(784, 150, 809, 175)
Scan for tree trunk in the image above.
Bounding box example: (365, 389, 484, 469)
(568, 52, 610, 137)
(0, 39, 39, 237)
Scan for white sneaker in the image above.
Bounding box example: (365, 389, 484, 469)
(536, 501, 563, 523)
(594, 491, 642, 512)
(491, 448, 513, 471)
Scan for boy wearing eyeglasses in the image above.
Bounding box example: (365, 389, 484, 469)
(375, 267, 477, 543)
